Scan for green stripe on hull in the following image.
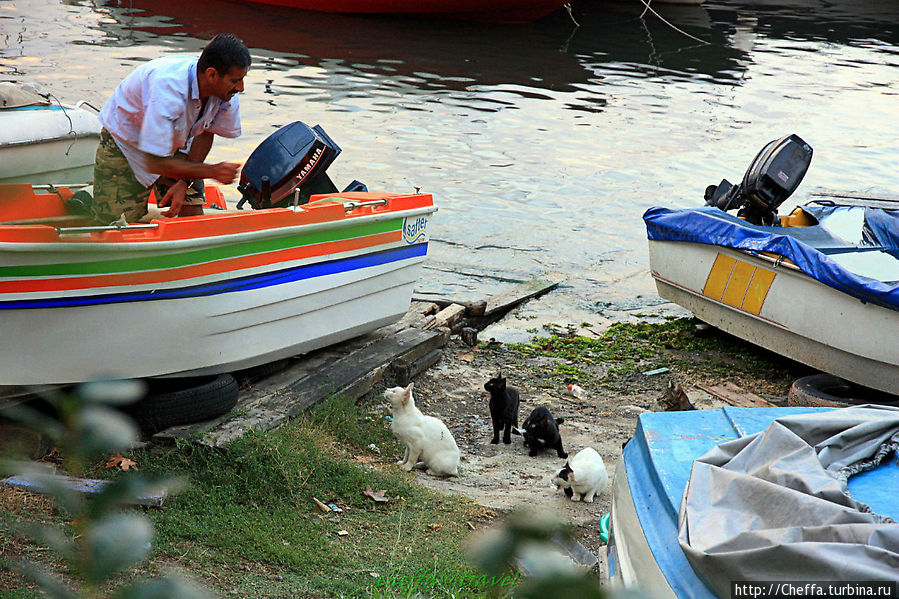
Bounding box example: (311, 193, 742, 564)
(0, 218, 402, 277)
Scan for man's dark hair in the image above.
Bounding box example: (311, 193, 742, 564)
(198, 33, 251, 74)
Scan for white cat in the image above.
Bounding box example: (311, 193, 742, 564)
(552, 447, 608, 503)
(384, 383, 461, 477)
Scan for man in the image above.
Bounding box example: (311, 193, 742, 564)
(90, 33, 251, 225)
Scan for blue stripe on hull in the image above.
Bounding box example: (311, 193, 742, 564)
(0, 243, 428, 310)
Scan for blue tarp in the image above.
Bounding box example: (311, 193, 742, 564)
(643, 205, 899, 312)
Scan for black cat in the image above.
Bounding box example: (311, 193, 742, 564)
(520, 406, 567, 458)
(484, 373, 520, 445)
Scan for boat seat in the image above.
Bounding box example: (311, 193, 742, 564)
(0, 183, 92, 226)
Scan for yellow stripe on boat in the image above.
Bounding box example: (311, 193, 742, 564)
(703, 252, 775, 315)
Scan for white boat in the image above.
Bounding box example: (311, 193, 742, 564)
(0, 121, 436, 388)
(0, 82, 101, 185)
(644, 135, 899, 395)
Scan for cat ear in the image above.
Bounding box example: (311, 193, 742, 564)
(405, 382, 414, 392)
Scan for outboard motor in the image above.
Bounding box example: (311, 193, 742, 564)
(705, 134, 813, 226)
(237, 121, 366, 209)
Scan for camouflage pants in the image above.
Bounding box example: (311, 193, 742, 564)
(90, 129, 204, 225)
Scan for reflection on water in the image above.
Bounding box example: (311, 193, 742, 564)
(2, 0, 898, 318)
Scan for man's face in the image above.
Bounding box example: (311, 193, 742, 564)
(208, 66, 248, 101)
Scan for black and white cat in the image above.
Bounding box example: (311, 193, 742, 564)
(552, 447, 608, 503)
(484, 373, 520, 445)
(519, 405, 567, 458)
(384, 383, 460, 477)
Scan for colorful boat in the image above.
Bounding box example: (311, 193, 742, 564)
(0, 83, 101, 185)
(644, 135, 899, 395)
(0, 122, 436, 388)
(222, 0, 572, 23)
(607, 406, 899, 596)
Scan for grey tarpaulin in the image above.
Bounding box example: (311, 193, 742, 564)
(0, 82, 51, 108)
(678, 405, 899, 596)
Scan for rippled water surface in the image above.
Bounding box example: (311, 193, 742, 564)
(3, 0, 898, 321)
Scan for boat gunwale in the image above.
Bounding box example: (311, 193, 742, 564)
(0, 205, 437, 252)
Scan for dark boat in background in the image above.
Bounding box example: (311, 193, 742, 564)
(197, 0, 572, 23)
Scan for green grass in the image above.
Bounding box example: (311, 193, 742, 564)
(132, 394, 492, 597)
(1, 393, 497, 598)
(503, 317, 805, 393)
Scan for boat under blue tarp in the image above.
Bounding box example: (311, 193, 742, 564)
(643, 205, 899, 312)
(610, 406, 899, 597)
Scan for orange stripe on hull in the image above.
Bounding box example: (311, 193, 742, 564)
(0, 231, 401, 294)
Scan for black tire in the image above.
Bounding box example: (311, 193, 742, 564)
(127, 373, 240, 433)
(787, 374, 899, 408)
(232, 358, 292, 384)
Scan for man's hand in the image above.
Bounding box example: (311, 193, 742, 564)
(209, 161, 241, 185)
(158, 179, 189, 217)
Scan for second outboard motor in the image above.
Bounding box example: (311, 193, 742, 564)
(705, 134, 813, 226)
(237, 121, 366, 209)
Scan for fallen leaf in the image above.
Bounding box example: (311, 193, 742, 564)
(429, 523, 442, 531)
(363, 486, 389, 503)
(101, 455, 138, 471)
(353, 455, 375, 464)
(457, 353, 473, 362)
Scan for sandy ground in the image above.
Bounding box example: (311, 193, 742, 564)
(392, 333, 663, 566)
(377, 294, 745, 572)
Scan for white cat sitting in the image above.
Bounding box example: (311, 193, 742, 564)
(384, 383, 461, 477)
(552, 447, 608, 503)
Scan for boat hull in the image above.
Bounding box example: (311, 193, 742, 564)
(649, 240, 899, 394)
(0, 104, 101, 185)
(0, 188, 435, 385)
(229, 0, 571, 22)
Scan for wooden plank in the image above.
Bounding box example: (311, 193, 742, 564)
(423, 303, 466, 330)
(153, 328, 449, 448)
(694, 382, 775, 408)
(374, 301, 439, 336)
(2, 474, 168, 508)
(278, 328, 447, 415)
(483, 273, 566, 317)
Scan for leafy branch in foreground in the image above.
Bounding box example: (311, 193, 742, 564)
(1, 381, 207, 598)
(467, 508, 604, 599)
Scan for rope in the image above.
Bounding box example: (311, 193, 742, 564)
(563, 3, 581, 28)
(635, 0, 710, 46)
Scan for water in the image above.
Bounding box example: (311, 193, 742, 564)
(3, 0, 898, 330)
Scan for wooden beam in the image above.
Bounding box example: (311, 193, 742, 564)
(423, 303, 466, 330)
(483, 273, 565, 316)
(152, 328, 449, 448)
(694, 382, 775, 408)
(2, 474, 167, 508)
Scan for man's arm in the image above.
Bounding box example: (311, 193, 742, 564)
(150, 132, 238, 217)
(145, 132, 239, 185)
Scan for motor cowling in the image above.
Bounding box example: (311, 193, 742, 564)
(705, 134, 813, 226)
(237, 121, 366, 209)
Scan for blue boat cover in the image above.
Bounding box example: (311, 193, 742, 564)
(643, 205, 899, 312)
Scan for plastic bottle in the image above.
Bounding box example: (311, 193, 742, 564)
(567, 384, 586, 399)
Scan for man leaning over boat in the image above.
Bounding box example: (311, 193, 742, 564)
(89, 33, 251, 225)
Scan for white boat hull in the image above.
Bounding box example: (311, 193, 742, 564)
(0, 186, 436, 386)
(0, 103, 101, 185)
(649, 240, 899, 394)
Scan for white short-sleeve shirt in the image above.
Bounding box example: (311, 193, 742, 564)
(98, 55, 242, 187)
